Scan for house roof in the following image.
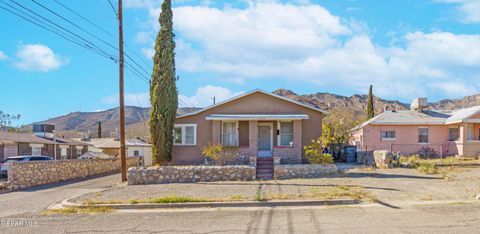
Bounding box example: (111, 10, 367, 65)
(353, 105, 480, 130)
(73, 138, 151, 149)
(0, 132, 58, 145)
(205, 114, 309, 120)
(177, 89, 329, 119)
(445, 106, 480, 124)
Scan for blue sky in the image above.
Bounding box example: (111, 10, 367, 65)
(1, 0, 480, 125)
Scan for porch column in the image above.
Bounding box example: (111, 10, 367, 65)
(293, 120, 303, 163)
(212, 121, 221, 144)
(248, 121, 258, 154)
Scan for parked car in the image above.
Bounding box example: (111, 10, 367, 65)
(0, 155, 52, 177)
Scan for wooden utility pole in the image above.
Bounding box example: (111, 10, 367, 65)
(118, 0, 127, 182)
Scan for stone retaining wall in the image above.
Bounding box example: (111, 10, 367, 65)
(356, 151, 374, 165)
(127, 165, 256, 185)
(274, 164, 338, 179)
(6, 158, 137, 190)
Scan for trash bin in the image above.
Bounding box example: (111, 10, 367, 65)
(344, 146, 357, 163)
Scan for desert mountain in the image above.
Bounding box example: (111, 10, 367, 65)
(25, 90, 480, 139)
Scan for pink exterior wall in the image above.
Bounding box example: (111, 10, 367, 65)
(354, 124, 457, 156)
(172, 92, 324, 164)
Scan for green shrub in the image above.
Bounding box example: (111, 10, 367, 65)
(201, 143, 238, 165)
(399, 155, 421, 168)
(417, 162, 437, 174)
(304, 139, 334, 164)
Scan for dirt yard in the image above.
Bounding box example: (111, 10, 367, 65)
(74, 165, 480, 205)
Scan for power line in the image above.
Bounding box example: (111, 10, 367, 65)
(30, 0, 150, 77)
(53, 0, 153, 71)
(106, 0, 117, 17)
(0, 1, 117, 61)
(9, 0, 116, 60)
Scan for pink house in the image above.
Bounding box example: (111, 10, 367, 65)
(351, 98, 480, 157)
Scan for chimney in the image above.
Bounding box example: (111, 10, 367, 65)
(33, 124, 55, 139)
(410, 98, 428, 112)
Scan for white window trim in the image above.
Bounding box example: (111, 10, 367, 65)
(418, 127, 429, 144)
(277, 121, 294, 147)
(221, 121, 239, 146)
(448, 126, 460, 142)
(173, 124, 197, 146)
(380, 130, 396, 141)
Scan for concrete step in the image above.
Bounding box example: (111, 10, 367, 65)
(256, 169, 273, 174)
(256, 174, 273, 180)
(257, 158, 273, 161)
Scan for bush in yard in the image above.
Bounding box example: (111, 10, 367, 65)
(399, 155, 421, 168)
(417, 146, 438, 159)
(201, 143, 237, 165)
(304, 139, 334, 164)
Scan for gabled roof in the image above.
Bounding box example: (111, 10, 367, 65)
(0, 132, 55, 145)
(353, 105, 480, 130)
(446, 106, 480, 124)
(72, 138, 151, 149)
(177, 89, 329, 119)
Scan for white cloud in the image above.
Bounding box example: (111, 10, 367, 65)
(0, 51, 7, 60)
(437, 0, 480, 23)
(14, 44, 66, 72)
(179, 85, 243, 107)
(102, 92, 150, 107)
(135, 31, 150, 44)
(101, 85, 241, 108)
(129, 1, 480, 101)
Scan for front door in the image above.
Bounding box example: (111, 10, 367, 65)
(258, 124, 272, 157)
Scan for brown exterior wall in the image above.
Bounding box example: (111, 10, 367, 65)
(173, 92, 324, 164)
(3, 143, 87, 160)
(0, 145, 4, 162)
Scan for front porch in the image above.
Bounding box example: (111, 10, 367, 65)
(208, 114, 305, 164)
(449, 123, 480, 157)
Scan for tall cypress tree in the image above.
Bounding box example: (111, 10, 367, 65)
(367, 84, 374, 119)
(97, 121, 102, 138)
(149, 0, 178, 164)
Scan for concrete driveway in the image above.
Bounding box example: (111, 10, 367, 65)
(0, 174, 123, 218)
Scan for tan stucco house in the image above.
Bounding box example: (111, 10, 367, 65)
(172, 89, 329, 165)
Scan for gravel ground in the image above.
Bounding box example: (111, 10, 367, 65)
(74, 167, 480, 204)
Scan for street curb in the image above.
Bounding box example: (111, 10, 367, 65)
(60, 198, 360, 210)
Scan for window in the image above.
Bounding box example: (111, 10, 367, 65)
(381, 131, 396, 140)
(222, 122, 238, 146)
(418, 127, 429, 143)
(448, 127, 460, 141)
(133, 150, 139, 156)
(61, 148, 67, 160)
(279, 121, 294, 146)
(31, 147, 41, 156)
(173, 124, 197, 146)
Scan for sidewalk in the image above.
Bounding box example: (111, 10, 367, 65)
(71, 167, 480, 208)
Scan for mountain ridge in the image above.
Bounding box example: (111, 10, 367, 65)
(25, 89, 480, 139)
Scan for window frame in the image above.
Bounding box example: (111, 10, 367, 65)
(221, 121, 239, 146)
(31, 147, 41, 156)
(277, 121, 294, 147)
(418, 127, 429, 144)
(380, 130, 396, 141)
(173, 124, 197, 146)
(448, 127, 460, 142)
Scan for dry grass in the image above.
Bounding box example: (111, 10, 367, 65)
(46, 207, 113, 214)
(128, 196, 209, 204)
(265, 185, 376, 202)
